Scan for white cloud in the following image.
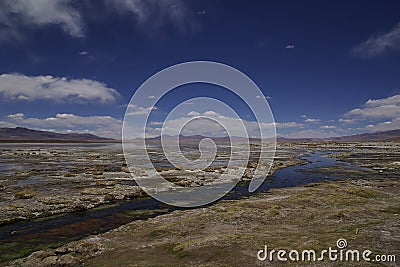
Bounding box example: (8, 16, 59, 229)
(275, 122, 304, 128)
(149, 121, 163, 126)
(187, 111, 201, 116)
(145, 111, 300, 138)
(357, 118, 400, 132)
(126, 104, 157, 116)
(79, 51, 89, 56)
(0, 121, 16, 128)
(0, 0, 195, 42)
(256, 95, 271, 99)
(7, 113, 25, 120)
(0, 73, 120, 103)
(285, 44, 295, 49)
(0, 0, 84, 41)
(106, 0, 195, 34)
(320, 125, 336, 129)
(365, 94, 400, 106)
(203, 110, 219, 117)
(344, 94, 400, 119)
(5, 113, 122, 139)
(339, 118, 357, 123)
(283, 129, 339, 139)
(352, 22, 400, 57)
(304, 118, 320, 123)
(144, 110, 276, 138)
(338, 94, 400, 134)
(346, 105, 400, 119)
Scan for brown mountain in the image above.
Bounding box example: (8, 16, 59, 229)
(277, 129, 400, 142)
(0, 127, 114, 142)
(329, 129, 400, 142)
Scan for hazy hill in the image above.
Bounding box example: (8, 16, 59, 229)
(329, 129, 400, 142)
(1, 127, 399, 143)
(0, 127, 114, 142)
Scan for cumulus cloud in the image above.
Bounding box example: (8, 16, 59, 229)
(0, 0, 84, 41)
(202, 110, 219, 117)
(5, 113, 122, 139)
(7, 113, 25, 120)
(125, 104, 158, 116)
(352, 22, 400, 58)
(0, 73, 120, 103)
(340, 94, 400, 133)
(358, 118, 400, 132)
(344, 94, 400, 119)
(143, 110, 299, 138)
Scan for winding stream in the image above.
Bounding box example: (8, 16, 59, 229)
(0, 151, 356, 263)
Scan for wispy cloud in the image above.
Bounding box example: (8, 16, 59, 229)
(304, 118, 320, 123)
(320, 125, 336, 129)
(256, 95, 271, 100)
(275, 122, 304, 128)
(352, 22, 400, 58)
(0, 0, 196, 42)
(125, 104, 158, 116)
(283, 129, 340, 139)
(106, 0, 196, 35)
(0, 73, 120, 103)
(0, 0, 84, 41)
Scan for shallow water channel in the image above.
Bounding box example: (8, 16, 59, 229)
(0, 151, 355, 263)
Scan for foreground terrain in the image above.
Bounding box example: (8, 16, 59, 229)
(10, 178, 399, 266)
(4, 141, 399, 266)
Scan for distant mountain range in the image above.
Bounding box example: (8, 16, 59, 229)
(146, 130, 400, 143)
(278, 129, 400, 142)
(0, 127, 114, 142)
(0, 127, 399, 143)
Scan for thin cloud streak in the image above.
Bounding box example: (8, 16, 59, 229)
(352, 22, 400, 58)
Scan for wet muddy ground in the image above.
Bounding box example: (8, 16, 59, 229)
(0, 143, 301, 226)
(1, 141, 399, 266)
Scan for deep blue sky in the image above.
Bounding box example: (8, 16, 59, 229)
(0, 0, 399, 138)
